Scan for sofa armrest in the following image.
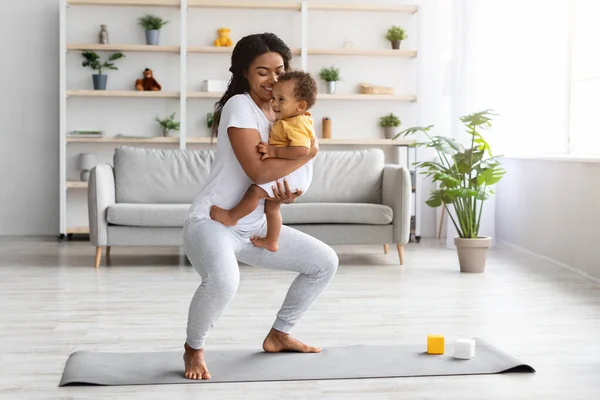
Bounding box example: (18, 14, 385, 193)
(88, 164, 115, 246)
(382, 164, 412, 245)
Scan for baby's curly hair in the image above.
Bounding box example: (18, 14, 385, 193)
(276, 70, 318, 109)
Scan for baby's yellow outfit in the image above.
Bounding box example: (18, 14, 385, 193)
(257, 112, 315, 198)
(269, 112, 315, 148)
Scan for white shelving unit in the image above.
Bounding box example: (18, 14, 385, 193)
(59, 0, 421, 240)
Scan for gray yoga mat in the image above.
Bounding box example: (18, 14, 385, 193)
(59, 337, 534, 386)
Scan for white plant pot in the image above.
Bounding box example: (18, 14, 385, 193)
(145, 29, 160, 45)
(326, 81, 336, 94)
(454, 237, 491, 273)
(383, 126, 397, 139)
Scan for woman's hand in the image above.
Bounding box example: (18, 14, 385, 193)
(270, 179, 303, 204)
(308, 137, 319, 160)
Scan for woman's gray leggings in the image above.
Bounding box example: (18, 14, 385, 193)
(183, 217, 339, 349)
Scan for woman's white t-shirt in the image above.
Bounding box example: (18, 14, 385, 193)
(187, 93, 272, 233)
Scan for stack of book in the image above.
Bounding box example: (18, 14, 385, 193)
(67, 130, 104, 138)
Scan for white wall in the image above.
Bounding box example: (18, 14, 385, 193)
(496, 158, 600, 280)
(1, 0, 452, 236)
(0, 0, 60, 236)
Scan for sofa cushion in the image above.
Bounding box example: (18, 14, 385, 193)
(281, 203, 392, 225)
(107, 204, 189, 227)
(114, 146, 214, 204)
(298, 149, 384, 204)
(106, 202, 393, 227)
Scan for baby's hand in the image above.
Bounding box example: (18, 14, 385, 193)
(257, 141, 276, 160)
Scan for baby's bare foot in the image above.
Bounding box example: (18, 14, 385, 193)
(183, 343, 211, 380)
(262, 328, 321, 353)
(250, 236, 279, 252)
(210, 206, 237, 226)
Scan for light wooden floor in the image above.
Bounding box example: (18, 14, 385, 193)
(0, 237, 599, 399)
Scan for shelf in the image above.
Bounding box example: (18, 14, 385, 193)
(67, 181, 88, 188)
(318, 94, 417, 101)
(67, 44, 180, 52)
(187, 46, 301, 55)
(67, 137, 413, 145)
(67, 137, 180, 143)
(186, 138, 215, 144)
(308, 49, 416, 57)
(187, 92, 222, 98)
(188, 1, 300, 10)
(66, 226, 90, 234)
(187, 46, 234, 54)
(320, 138, 415, 146)
(186, 137, 415, 146)
(308, 3, 418, 13)
(68, 0, 180, 6)
(60, 0, 423, 238)
(187, 1, 418, 12)
(68, 44, 412, 57)
(67, 90, 180, 98)
(186, 92, 416, 101)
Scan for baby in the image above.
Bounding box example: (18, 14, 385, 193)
(210, 70, 318, 252)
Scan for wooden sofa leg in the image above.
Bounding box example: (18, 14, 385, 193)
(106, 246, 111, 259)
(383, 244, 389, 254)
(95, 246, 103, 268)
(397, 244, 405, 265)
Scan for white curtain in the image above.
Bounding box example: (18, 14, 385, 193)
(440, 0, 569, 247)
(444, 0, 495, 248)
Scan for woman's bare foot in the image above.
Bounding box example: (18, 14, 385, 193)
(250, 236, 279, 252)
(183, 343, 211, 380)
(210, 206, 237, 227)
(262, 328, 321, 353)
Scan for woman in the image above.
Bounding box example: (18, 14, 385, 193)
(183, 33, 339, 380)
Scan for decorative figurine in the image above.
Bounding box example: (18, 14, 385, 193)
(99, 24, 109, 44)
(214, 27, 233, 47)
(135, 68, 162, 91)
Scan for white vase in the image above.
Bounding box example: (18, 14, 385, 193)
(326, 81, 336, 94)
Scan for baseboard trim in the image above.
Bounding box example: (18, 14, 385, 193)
(499, 240, 600, 285)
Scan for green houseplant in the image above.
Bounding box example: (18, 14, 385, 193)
(138, 14, 169, 45)
(156, 112, 180, 137)
(206, 112, 214, 130)
(395, 109, 505, 272)
(319, 66, 341, 94)
(81, 51, 125, 90)
(385, 25, 407, 49)
(379, 113, 401, 139)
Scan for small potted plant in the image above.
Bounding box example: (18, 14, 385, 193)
(395, 109, 505, 273)
(385, 25, 407, 50)
(318, 66, 341, 94)
(206, 112, 214, 131)
(81, 50, 125, 90)
(379, 113, 401, 139)
(156, 112, 180, 137)
(138, 14, 169, 45)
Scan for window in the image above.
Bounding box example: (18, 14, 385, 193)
(568, 0, 600, 155)
(456, 1, 581, 157)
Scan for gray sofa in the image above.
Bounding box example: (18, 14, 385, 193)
(88, 146, 412, 268)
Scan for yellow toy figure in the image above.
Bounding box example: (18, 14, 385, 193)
(214, 27, 233, 47)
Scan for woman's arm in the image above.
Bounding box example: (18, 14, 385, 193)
(229, 127, 317, 185)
